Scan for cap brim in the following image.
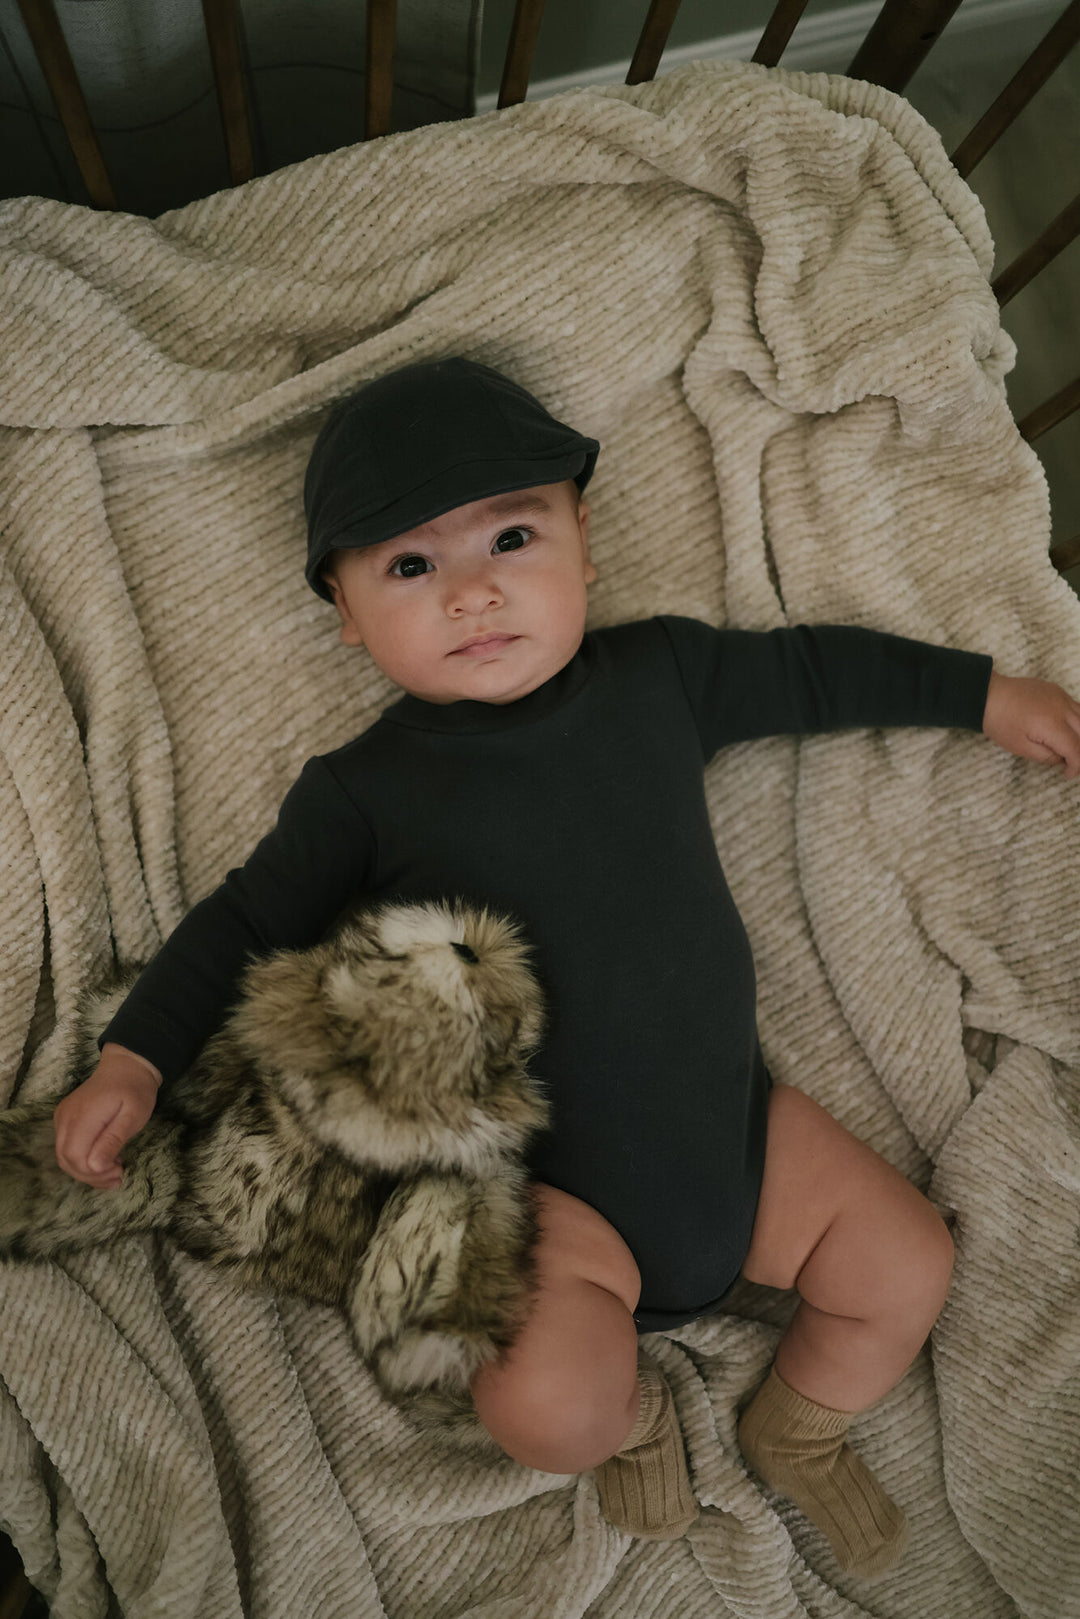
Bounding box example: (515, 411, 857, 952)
(306, 444, 598, 602)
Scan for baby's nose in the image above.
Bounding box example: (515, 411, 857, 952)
(446, 565, 504, 606)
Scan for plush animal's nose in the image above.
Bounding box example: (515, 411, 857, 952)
(451, 941, 479, 964)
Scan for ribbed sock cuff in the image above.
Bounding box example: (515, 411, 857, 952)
(619, 1357, 666, 1453)
(761, 1366, 855, 1439)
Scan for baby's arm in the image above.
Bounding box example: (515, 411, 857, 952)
(53, 1043, 162, 1189)
(982, 669, 1080, 778)
(657, 616, 1080, 772)
(51, 753, 374, 1187)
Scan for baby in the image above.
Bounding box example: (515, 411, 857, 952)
(53, 357, 1080, 1574)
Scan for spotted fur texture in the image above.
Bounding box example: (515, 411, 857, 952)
(0, 900, 549, 1431)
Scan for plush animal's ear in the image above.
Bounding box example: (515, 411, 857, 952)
(515, 997, 545, 1057)
(321, 958, 374, 1024)
(485, 970, 546, 1061)
(228, 949, 332, 1072)
(482, 1001, 542, 1062)
(238, 949, 325, 1005)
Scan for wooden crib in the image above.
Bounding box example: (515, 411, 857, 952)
(9, 0, 1079, 583)
(1, 3, 1078, 1614)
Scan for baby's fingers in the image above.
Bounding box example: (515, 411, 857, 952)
(1055, 710, 1080, 778)
(54, 1098, 124, 1186)
(54, 1138, 123, 1187)
(1031, 726, 1080, 779)
(1022, 740, 1062, 768)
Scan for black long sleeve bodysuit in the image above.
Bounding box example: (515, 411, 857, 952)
(101, 616, 993, 1332)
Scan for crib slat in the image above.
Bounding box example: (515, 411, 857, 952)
(951, 1, 1080, 178)
(1017, 376, 1080, 441)
(201, 0, 256, 184)
(498, 0, 546, 108)
(14, 0, 117, 210)
(846, 0, 964, 93)
(365, 0, 397, 137)
(626, 0, 683, 84)
(993, 193, 1080, 307)
(752, 0, 812, 68)
(1050, 533, 1080, 574)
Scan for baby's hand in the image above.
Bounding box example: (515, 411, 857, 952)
(982, 670, 1080, 779)
(53, 1043, 162, 1188)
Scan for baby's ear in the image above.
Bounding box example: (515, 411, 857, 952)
(336, 617, 365, 650)
(322, 569, 365, 648)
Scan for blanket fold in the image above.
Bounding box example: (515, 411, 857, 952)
(1, 58, 1077, 1618)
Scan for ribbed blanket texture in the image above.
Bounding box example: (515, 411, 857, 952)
(1, 59, 1078, 1619)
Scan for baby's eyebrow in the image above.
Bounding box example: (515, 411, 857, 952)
(369, 493, 555, 558)
(475, 493, 554, 518)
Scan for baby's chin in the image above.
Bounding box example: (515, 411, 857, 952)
(428, 675, 541, 706)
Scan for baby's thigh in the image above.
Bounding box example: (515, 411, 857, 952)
(528, 1182, 642, 1314)
(470, 1184, 641, 1469)
(741, 1083, 944, 1294)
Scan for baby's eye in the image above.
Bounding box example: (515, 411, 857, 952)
(493, 526, 531, 552)
(387, 528, 531, 578)
(389, 555, 431, 579)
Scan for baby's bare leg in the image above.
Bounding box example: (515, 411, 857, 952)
(741, 1083, 954, 1409)
(470, 1184, 698, 1538)
(469, 1183, 643, 1474)
(737, 1083, 954, 1576)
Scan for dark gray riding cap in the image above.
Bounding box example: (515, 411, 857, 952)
(303, 356, 600, 601)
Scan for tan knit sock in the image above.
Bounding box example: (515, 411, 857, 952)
(737, 1366, 910, 1578)
(593, 1354, 699, 1539)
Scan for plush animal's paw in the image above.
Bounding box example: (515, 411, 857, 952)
(372, 1327, 483, 1396)
(348, 1175, 472, 1354)
(0, 1105, 182, 1260)
(385, 1381, 500, 1450)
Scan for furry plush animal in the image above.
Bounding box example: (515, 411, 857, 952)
(0, 899, 549, 1430)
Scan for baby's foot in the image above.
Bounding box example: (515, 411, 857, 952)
(738, 1366, 909, 1578)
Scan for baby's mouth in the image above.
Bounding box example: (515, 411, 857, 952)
(451, 635, 519, 656)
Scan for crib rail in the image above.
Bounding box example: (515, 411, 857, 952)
(1020, 378, 1080, 445)
(846, 0, 965, 91)
(203, 0, 257, 188)
(14, 0, 116, 209)
(951, 0, 1080, 177)
(994, 193, 1080, 307)
(8, 0, 1079, 572)
(498, 0, 547, 109)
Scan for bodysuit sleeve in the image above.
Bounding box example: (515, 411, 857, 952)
(656, 615, 994, 763)
(98, 755, 374, 1085)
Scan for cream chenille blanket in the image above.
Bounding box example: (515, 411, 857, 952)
(1, 57, 1078, 1619)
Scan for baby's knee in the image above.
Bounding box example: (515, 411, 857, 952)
(470, 1269, 641, 1473)
(474, 1354, 638, 1474)
(890, 1197, 955, 1320)
(922, 1203, 955, 1293)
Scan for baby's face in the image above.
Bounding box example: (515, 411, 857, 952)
(323, 479, 596, 705)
